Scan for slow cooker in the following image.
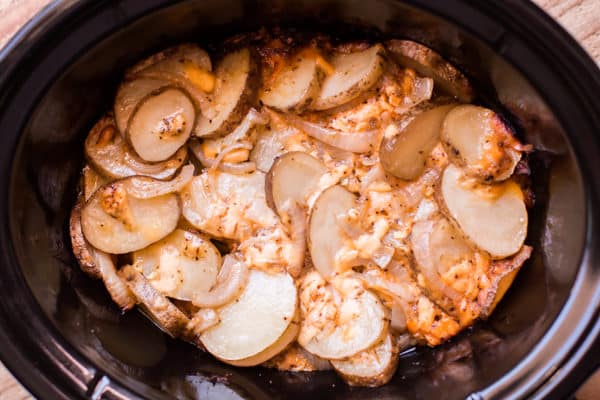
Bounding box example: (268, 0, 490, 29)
(0, 0, 598, 399)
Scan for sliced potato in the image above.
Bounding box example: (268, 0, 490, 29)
(128, 88, 195, 162)
(260, 50, 323, 111)
(85, 114, 187, 180)
(264, 344, 332, 371)
(300, 285, 387, 360)
(200, 270, 297, 362)
(81, 178, 180, 254)
(70, 202, 101, 279)
(195, 48, 259, 137)
(481, 245, 532, 317)
(226, 314, 300, 367)
(114, 78, 169, 137)
(441, 105, 522, 181)
(119, 264, 190, 338)
(380, 104, 456, 180)
(132, 229, 221, 301)
(312, 44, 385, 110)
(331, 333, 399, 387)
(386, 39, 474, 102)
(441, 164, 528, 258)
(266, 151, 327, 213)
(181, 171, 279, 240)
(308, 185, 357, 278)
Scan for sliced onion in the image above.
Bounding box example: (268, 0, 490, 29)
(279, 201, 307, 278)
(91, 249, 136, 311)
(123, 164, 194, 199)
(187, 308, 220, 335)
(85, 115, 187, 180)
(192, 254, 249, 308)
(285, 114, 379, 153)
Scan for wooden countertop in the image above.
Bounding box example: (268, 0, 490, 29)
(0, 0, 598, 398)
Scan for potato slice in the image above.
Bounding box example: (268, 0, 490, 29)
(331, 333, 399, 387)
(85, 115, 187, 180)
(132, 229, 221, 301)
(311, 44, 385, 110)
(441, 164, 528, 258)
(114, 78, 169, 137)
(308, 185, 357, 278)
(380, 104, 456, 180)
(70, 202, 101, 279)
(195, 48, 259, 137)
(200, 270, 297, 362)
(441, 105, 522, 181)
(128, 88, 196, 162)
(260, 51, 323, 111)
(226, 314, 300, 367)
(300, 284, 387, 360)
(266, 152, 327, 213)
(81, 178, 180, 254)
(119, 264, 190, 338)
(386, 39, 474, 102)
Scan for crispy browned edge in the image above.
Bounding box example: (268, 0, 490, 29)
(386, 39, 474, 103)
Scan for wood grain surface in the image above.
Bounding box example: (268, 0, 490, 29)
(0, 0, 598, 398)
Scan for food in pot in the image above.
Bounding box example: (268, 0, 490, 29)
(70, 31, 533, 388)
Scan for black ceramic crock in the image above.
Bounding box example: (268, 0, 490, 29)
(0, 1, 598, 399)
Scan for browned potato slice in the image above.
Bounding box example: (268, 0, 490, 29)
(260, 51, 323, 111)
(132, 229, 221, 301)
(311, 44, 385, 110)
(481, 245, 532, 317)
(200, 270, 297, 363)
(386, 39, 474, 102)
(128, 88, 196, 162)
(81, 177, 181, 254)
(380, 104, 456, 180)
(70, 202, 102, 279)
(119, 264, 190, 338)
(264, 343, 332, 371)
(308, 185, 357, 278)
(331, 333, 399, 387)
(441, 164, 528, 258)
(195, 48, 259, 137)
(441, 105, 522, 182)
(84, 114, 187, 180)
(265, 152, 327, 213)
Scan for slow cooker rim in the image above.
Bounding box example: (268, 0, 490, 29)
(0, 1, 598, 399)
